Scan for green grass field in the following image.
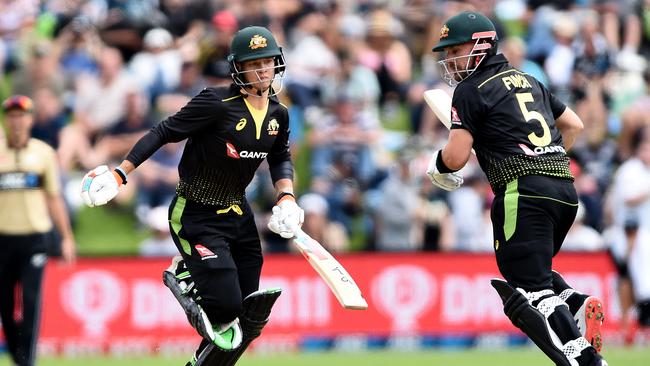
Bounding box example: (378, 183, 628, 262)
(2, 347, 649, 366)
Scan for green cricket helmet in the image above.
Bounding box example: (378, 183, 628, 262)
(432, 11, 498, 86)
(227, 26, 286, 95)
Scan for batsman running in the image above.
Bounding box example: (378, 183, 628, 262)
(426, 11, 607, 366)
(80, 26, 304, 365)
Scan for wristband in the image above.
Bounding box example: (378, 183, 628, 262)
(113, 167, 128, 185)
(435, 149, 459, 174)
(276, 191, 295, 203)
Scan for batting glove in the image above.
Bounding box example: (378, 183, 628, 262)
(268, 199, 304, 239)
(80, 165, 125, 207)
(426, 150, 464, 191)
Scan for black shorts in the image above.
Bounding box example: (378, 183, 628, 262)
(168, 195, 263, 322)
(491, 175, 578, 291)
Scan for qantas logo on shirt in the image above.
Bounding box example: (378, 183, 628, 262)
(225, 142, 268, 159)
(195, 244, 218, 260)
(450, 106, 461, 125)
(518, 143, 566, 156)
(226, 142, 240, 158)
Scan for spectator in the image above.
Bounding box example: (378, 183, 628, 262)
(139, 205, 178, 257)
(10, 40, 65, 97)
(373, 152, 425, 251)
(285, 3, 338, 111)
(299, 193, 349, 253)
(358, 8, 412, 108)
(129, 27, 182, 102)
(544, 11, 578, 103)
(308, 95, 383, 185)
(500, 36, 548, 86)
(447, 168, 493, 252)
(563, 201, 606, 251)
(30, 86, 69, 149)
(58, 47, 140, 171)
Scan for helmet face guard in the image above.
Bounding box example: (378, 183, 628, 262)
(437, 31, 496, 86)
(229, 52, 286, 96)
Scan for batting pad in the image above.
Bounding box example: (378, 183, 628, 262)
(195, 288, 282, 366)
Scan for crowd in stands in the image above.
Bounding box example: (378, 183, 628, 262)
(2, 1, 650, 318)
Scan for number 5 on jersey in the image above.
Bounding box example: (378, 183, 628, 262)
(516, 92, 551, 147)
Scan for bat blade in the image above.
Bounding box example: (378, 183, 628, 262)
(423, 88, 476, 155)
(292, 229, 368, 310)
(423, 88, 452, 129)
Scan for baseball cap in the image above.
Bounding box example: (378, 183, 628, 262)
(2, 95, 34, 113)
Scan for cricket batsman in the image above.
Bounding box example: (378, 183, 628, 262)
(426, 11, 608, 366)
(80, 26, 305, 365)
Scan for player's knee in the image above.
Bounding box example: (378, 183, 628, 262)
(201, 295, 243, 325)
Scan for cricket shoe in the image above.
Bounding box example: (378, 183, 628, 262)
(575, 295, 605, 353)
(163, 256, 243, 351)
(553, 270, 605, 353)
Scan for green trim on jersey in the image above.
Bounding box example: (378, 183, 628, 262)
(477, 69, 526, 89)
(518, 194, 579, 207)
(222, 95, 242, 102)
(504, 179, 519, 241)
(171, 196, 191, 255)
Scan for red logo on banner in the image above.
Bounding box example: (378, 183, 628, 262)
(195, 244, 217, 259)
(226, 142, 240, 159)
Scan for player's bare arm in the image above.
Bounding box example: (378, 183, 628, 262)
(555, 107, 584, 151)
(441, 128, 474, 171)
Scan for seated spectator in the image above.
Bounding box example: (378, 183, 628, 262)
(56, 16, 101, 85)
(312, 151, 365, 234)
(308, 95, 383, 185)
(58, 47, 140, 171)
(447, 166, 493, 252)
(357, 9, 411, 108)
(31, 86, 69, 149)
(500, 36, 548, 85)
(373, 152, 425, 252)
(134, 141, 183, 216)
(320, 47, 381, 120)
(544, 12, 578, 103)
(129, 27, 182, 102)
(299, 193, 349, 253)
(89, 90, 153, 165)
(139, 205, 177, 257)
(10, 40, 65, 97)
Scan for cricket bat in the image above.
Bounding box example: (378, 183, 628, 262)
(423, 88, 475, 155)
(292, 228, 368, 310)
(423, 88, 453, 129)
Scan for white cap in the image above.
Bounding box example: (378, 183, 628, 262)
(147, 206, 170, 232)
(298, 193, 329, 215)
(143, 28, 173, 49)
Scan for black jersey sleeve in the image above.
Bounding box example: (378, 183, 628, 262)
(267, 105, 294, 183)
(541, 84, 567, 119)
(125, 88, 219, 167)
(449, 82, 487, 136)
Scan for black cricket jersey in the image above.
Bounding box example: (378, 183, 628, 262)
(450, 54, 573, 190)
(126, 84, 293, 206)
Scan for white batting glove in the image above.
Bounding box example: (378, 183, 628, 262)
(426, 150, 463, 191)
(80, 165, 123, 207)
(268, 199, 305, 239)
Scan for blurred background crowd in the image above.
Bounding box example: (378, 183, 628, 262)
(1, 0, 650, 325)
